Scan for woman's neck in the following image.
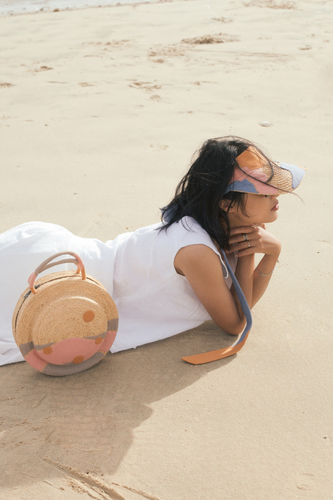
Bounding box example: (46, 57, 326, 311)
(226, 213, 249, 229)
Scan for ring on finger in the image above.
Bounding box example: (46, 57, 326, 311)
(243, 233, 248, 241)
(247, 242, 251, 248)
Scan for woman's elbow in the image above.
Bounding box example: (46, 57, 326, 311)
(214, 318, 246, 337)
(226, 324, 244, 336)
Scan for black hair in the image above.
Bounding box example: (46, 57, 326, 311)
(160, 135, 274, 250)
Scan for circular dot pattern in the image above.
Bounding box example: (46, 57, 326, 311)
(95, 337, 103, 344)
(73, 356, 85, 364)
(43, 346, 53, 355)
(83, 310, 95, 322)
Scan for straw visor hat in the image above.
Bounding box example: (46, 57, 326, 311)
(225, 146, 306, 196)
(13, 252, 118, 376)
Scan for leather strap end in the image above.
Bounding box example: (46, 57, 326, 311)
(181, 335, 249, 365)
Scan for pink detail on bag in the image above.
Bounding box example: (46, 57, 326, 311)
(22, 330, 117, 371)
(36, 337, 101, 365)
(25, 349, 48, 372)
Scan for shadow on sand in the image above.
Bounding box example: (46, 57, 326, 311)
(1, 321, 238, 494)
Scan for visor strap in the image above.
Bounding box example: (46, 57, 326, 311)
(181, 249, 252, 365)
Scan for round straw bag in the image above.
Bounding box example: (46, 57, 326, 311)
(12, 252, 118, 376)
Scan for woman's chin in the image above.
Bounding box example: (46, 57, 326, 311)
(253, 213, 279, 225)
(264, 212, 279, 224)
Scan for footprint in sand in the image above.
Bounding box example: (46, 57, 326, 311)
(182, 34, 240, 44)
(213, 16, 233, 23)
(148, 44, 187, 59)
(33, 66, 53, 73)
(245, 0, 295, 8)
(129, 81, 162, 92)
(83, 40, 132, 59)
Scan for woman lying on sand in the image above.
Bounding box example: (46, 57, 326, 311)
(0, 136, 305, 367)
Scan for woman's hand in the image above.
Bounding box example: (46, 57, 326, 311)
(225, 225, 281, 258)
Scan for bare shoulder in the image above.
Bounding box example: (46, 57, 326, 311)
(174, 244, 228, 301)
(174, 244, 221, 276)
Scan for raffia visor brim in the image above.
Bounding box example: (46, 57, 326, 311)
(225, 146, 306, 195)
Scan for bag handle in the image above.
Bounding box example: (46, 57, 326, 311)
(28, 251, 86, 294)
(181, 248, 252, 365)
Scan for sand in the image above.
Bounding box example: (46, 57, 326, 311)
(0, 0, 332, 498)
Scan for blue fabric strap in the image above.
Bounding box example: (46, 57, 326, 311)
(182, 249, 252, 365)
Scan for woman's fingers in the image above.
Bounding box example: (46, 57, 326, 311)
(227, 226, 259, 247)
(227, 226, 261, 254)
(231, 244, 259, 257)
(226, 225, 281, 258)
(226, 239, 260, 256)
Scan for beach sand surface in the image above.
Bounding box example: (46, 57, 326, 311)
(0, 0, 333, 498)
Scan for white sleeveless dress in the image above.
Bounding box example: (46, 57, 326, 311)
(0, 217, 235, 366)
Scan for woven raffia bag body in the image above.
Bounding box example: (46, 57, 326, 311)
(12, 252, 118, 376)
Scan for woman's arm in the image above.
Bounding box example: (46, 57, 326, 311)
(174, 225, 280, 335)
(226, 224, 281, 308)
(174, 245, 251, 335)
